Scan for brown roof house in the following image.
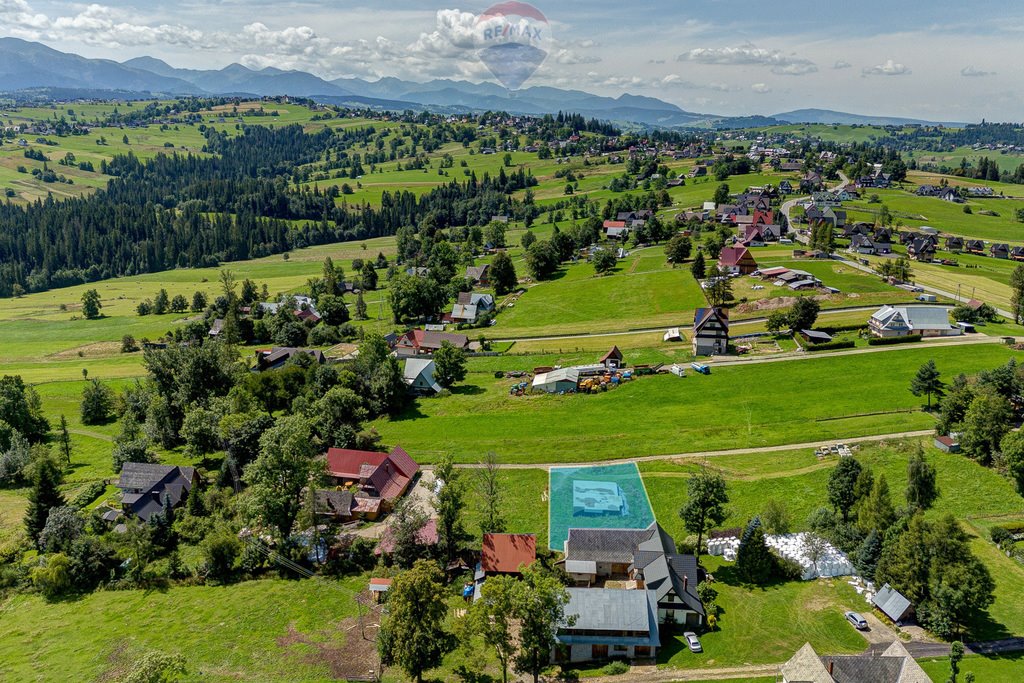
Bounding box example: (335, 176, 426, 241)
(692, 307, 729, 357)
(718, 245, 758, 275)
(325, 446, 420, 506)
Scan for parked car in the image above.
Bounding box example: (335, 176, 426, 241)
(683, 631, 703, 653)
(845, 611, 869, 630)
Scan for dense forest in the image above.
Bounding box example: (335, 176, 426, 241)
(0, 123, 539, 297)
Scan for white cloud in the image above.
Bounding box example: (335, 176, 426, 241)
(677, 45, 817, 75)
(833, 60, 852, 69)
(862, 59, 912, 76)
(751, 83, 771, 93)
(961, 65, 995, 77)
(552, 48, 600, 65)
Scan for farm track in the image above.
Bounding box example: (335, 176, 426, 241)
(438, 429, 937, 470)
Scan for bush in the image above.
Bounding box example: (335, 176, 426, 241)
(817, 323, 868, 334)
(991, 526, 1012, 546)
(70, 481, 107, 509)
(806, 340, 856, 352)
(867, 334, 922, 346)
(600, 660, 630, 675)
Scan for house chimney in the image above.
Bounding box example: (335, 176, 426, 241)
(683, 575, 688, 591)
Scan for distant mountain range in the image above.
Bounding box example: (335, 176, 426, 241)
(0, 38, 966, 129)
(772, 109, 964, 127)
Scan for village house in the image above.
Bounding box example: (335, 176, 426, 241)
(781, 641, 929, 683)
(718, 245, 758, 275)
(946, 236, 964, 252)
(465, 264, 491, 286)
(554, 588, 661, 663)
(395, 329, 470, 355)
(325, 445, 420, 508)
(449, 292, 495, 325)
(872, 583, 914, 624)
(116, 463, 197, 522)
(252, 347, 326, 372)
(868, 305, 961, 338)
(603, 220, 630, 240)
(561, 523, 705, 627)
(907, 237, 936, 262)
(402, 357, 443, 396)
(964, 239, 985, 255)
(990, 243, 1010, 259)
(692, 307, 730, 356)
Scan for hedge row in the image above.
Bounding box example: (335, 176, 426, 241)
(867, 334, 923, 346)
(818, 323, 868, 334)
(806, 340, 857, 352)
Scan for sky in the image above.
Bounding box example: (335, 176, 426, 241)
(1, 0, 1022, 121)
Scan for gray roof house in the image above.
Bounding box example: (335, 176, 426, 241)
(872, 583, 914, 624)
(450, 292, 496, 324)
(116, 463, 197, 522)
(781, 641, 929, 683)
(465, 264, 491, 286)
(555, 588, 660, 663)
(563, 523, 705, 627)
(868, 305, 960, 338)
(403, 357, 443, 395)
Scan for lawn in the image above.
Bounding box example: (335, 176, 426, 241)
(919, 652, 1024, 683)
(658, 556, 867, 669)
(372, 344, 1020, 464)
(640, 439, 1024, 641)
(493, 252, 707, 339)
(0, 577, 365, 682)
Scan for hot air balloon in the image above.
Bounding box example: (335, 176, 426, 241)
(475, 2, 551, 91)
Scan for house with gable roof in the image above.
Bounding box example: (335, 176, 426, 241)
(692, 307, 729, 356)
(325, 445, 420, 507)
(116, 463, 197, 522)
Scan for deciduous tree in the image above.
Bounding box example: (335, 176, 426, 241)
(243, 415, 318, 541)
(910, 360, 945, 409)
(513, 563, 573, 683)
(679, 468, 729, 560)
(433, 341, 467, 388)
(378, 560, 454, 683)
(489, 251, 518, 295)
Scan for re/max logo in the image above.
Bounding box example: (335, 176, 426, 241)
(482, 23, 543, 42)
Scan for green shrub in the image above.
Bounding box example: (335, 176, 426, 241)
(867, 334, 922, 346)
(71, 482, 107, 509)
(806, 340, 856, 352)
(600, 660, 630, 675)
(991, 526, 1012, 545)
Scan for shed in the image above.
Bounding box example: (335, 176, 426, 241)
(872, 583, 914, 623)
(481, 533, 536, 574)
(663, 328, 683, 343)
(532, 368, 580, 393)
(565, 559, 598, 585)
(799, 329, 833, 344)
(600, 346, 624, 369)
(933, 435, 960, 454)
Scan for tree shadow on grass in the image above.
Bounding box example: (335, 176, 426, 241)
(966, 609, 1012, 643)
(711, 563, 792, 591)
(449, 384, 485, 396)
(387, 403, 428, 423)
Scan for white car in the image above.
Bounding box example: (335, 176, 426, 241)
(845, 611, 869, 630)
(683, 631, 703, 653)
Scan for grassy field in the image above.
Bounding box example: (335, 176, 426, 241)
(0, 577, 365, 682)
(373, 343, 1020, 464)
(919, 652, 1024, 683)
(659, 556, 867, 669)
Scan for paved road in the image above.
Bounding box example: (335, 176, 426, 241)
(436, 429, 936, 471)
(865, 636, 1024, 658)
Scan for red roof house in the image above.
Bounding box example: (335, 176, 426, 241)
(718, 246, 758, 275)
(481, 533, 537, 574)
(395, 329, 470, 355)
(326, 445, 419, 503)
